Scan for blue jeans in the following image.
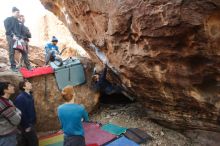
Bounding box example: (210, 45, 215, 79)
(45, 50, 62, 65)
(0, 134, 17, 146)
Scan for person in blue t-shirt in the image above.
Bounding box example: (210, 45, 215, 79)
(58, 85, 89, 146)
(44, 36, 62, 65)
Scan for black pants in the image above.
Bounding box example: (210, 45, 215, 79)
(17, 127, 38, 146)
(64, 135, 85, 146)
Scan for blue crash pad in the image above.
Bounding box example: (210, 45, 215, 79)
(106, 136, 139, 146)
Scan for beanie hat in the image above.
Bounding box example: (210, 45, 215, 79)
(51, 36, 58, 42)
(12, 7, 19, 12)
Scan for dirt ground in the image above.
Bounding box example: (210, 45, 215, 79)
(38, 98, 220, 146)
(91, 102, 191, 146)
(91, 99, 220, 146)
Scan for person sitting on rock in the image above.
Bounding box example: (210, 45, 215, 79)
(58, 85, 89, 146)
(44, 36, 62, 66)
(92, 64, 134, 101)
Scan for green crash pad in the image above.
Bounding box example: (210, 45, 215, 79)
(50, 58, 86, 90)
(101, 123, 127, 136)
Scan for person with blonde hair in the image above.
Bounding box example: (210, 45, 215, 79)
(58, 85, 89, 146)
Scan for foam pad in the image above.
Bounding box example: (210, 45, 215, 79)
(106, 136, 139, 146)
(19, 66, 54, 78)
(39, 123, 117, 146)
(124, 128, 152, 144)
(83, 122, 117, 145)
(39, 132, 63, 146)
(101, 123, 127, 136)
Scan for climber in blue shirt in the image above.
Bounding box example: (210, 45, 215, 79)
(45, 36, 62, 65)
(58, 85, 89, 146)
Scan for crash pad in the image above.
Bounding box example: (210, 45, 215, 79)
(39, 122, 116, 146)
(51, 58, 86, 90)
(86, 144, 99, 146)
(101, 123, 127, 136)
(39, 132, 63, 146)
(19, 66, 54, 78)
(106, 136, 139, 146)
(124, 128, 152, 144)
(83, 122, 117, 145)
(46, 141, 63, 146)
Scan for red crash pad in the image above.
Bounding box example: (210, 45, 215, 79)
(86, 144, 99, 146)
(19, 66, 54, 78)
(83, 122, 117, 145)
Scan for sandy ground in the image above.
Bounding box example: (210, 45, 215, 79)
(91, 102, 191, 146)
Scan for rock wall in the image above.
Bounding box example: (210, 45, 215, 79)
(40, 0, 220, 131)
(31, 57, 99, 131)
(36, 12, 88, 57)
(0, 58, 99, 132)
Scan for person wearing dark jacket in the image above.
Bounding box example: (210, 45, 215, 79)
(14, 80, 38, 146)
(4, 7, 31, 71)
(92, 64, 119, 95)
(92, 64, 134, 100)
(18, 15, 32, 68)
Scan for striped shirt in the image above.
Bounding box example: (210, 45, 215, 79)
(0, 97, 21, 136)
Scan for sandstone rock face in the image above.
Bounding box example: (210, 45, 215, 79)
(36, 12, 88, 58)
(40, 0, 220, 131)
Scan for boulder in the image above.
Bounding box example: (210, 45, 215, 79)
(0, 57, 99, 132)
(40, 0, 220, 131)
(29, 57, 99, 131)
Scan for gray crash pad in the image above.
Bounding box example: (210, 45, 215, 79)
(50, 58, 86, 90)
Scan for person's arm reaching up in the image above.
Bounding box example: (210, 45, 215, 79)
(100, 64, 108, 81)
